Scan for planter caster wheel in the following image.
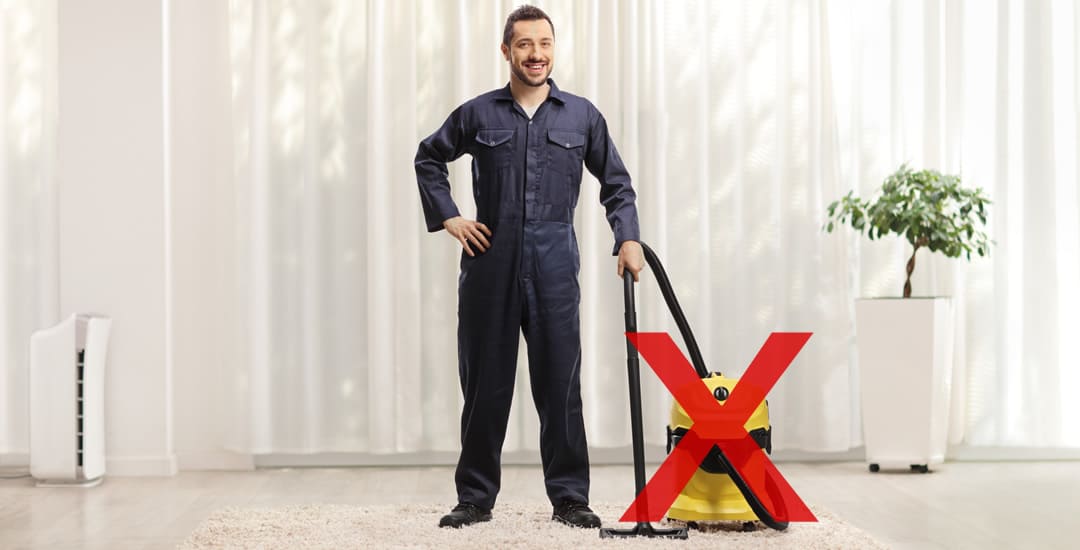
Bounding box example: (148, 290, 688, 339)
(910, 464, 929, 473)
(868, 463, 880, 473)
(742, 521, 756, 532)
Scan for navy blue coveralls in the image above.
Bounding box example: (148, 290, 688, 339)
(414, 79, 639, 510)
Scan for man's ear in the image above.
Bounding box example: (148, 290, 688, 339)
(500, 43, 509, 61)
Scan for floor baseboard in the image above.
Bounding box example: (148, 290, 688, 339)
(252, 444, 1080, 469)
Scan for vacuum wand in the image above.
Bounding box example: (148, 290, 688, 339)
(623, 269, 648, 502)
(598, 264, 688, 539)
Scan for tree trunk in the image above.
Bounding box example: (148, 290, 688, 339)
(904, 245, 921, 298)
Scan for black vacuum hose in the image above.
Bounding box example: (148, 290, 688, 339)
(636, 242, 711, 379)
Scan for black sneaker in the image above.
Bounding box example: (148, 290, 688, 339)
(438, 503, 492, 528)
(552, 501, 602, 528)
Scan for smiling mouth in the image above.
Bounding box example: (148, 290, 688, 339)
(524, 61, 547, 73)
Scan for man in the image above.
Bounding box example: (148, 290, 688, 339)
(414, 4, 644, 529)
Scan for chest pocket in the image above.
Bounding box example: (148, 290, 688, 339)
(546, 129, 586, 174)
(474, 128, 514, 169)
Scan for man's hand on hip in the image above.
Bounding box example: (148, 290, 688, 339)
(617, 241, 645, 282)
(443, 216, 492, 256)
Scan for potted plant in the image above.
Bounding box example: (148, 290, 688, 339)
(823, 165, 991, 473)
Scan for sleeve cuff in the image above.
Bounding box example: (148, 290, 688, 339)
(425, 202, 461, 233)
(612, 236, 639, 256)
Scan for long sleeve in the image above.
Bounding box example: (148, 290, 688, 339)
(584, 109, 640, 255)
(415, 107, 468, 232)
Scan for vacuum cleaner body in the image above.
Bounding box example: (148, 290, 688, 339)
(600, 242, 788, 538)
(666, 372, 773, 523)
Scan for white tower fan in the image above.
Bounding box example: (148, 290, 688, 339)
(29, 313, 112, 487)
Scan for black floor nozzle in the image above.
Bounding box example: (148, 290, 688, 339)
(599, 522, 688, 539)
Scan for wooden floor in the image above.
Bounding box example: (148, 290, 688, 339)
(1, 460, 1077, 549)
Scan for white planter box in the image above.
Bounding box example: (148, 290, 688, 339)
(855, 298, 953, 472)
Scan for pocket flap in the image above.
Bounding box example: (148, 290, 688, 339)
(547, 130, 585, 149)
(476, 129, 514, 147)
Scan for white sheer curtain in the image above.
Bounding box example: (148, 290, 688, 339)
(220, 0, 1079, 458)
(831, 0, 1080, 447)
(2, 0, 1075, 466)
(0, 0, 57, 461)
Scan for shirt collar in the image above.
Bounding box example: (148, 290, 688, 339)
(494, 78, 566, 104)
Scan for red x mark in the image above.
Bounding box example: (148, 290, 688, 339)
(620, 332, 817, 523)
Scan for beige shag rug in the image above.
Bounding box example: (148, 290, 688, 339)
(178, 502, 888, 549)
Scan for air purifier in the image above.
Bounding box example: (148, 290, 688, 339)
(29, 313, 112, 487)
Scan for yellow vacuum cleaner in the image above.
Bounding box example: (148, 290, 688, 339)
(600, 242, 786, 539)
(666, 372, 775, 529)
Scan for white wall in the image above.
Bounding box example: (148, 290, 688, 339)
(168, 0, 251, 471)
(56, 0, 175, 476)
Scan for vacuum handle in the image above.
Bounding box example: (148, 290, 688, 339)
(623, 270, 637, 334)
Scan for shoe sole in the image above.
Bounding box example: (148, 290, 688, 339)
(439, 514, 492, 528)
(552, 515, 602, 529)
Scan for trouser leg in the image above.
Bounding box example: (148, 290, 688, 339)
(522, 273, 589, 506)
(454, 274, 522, 510)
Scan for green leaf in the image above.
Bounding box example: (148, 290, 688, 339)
(822, 165, 993, 279)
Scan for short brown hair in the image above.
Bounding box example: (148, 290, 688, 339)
(503, 5, 554, 47)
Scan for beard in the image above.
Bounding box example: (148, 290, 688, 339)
(510, 56, 551, 87)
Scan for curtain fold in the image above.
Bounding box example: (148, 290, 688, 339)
(217, 0, 1080, 456)
(0, 0, 57, 459)
(6, 0, 1075, 461)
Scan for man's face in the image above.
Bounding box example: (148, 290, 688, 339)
(501, 19, 554, 87)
